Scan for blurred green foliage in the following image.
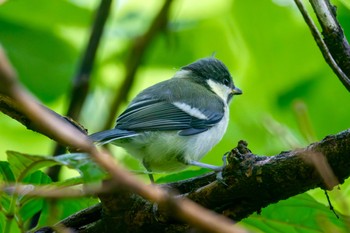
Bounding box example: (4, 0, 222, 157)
(0, 151, 99, 232)
(0, 0, 350, 232)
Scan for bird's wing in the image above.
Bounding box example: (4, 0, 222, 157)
(89, 129, 138, 144)
(115, 98, 224, 136)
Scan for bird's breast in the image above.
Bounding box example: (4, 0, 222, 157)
(115, 106, 229, 172)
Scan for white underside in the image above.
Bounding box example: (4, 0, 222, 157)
(113, 107, 229, 172)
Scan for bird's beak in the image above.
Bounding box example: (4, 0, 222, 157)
(232, 87, 242, 95)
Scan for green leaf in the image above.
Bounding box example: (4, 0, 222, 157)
(0, 213, 4, 233)
(52, 153, 107, 182)
(6, 151, 106, 183)
(19, 198, 43, 223)
(239, 193, 347, 233)
(7, 151, 58, 182)
(19, 171, 52, 203)
(0, 191, 11, 212)
(22, 170, 52, 185)
(18, 171, 51, 222)
(0, 161, 15, 183)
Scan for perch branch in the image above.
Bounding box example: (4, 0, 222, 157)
(34, 130, 350, 232)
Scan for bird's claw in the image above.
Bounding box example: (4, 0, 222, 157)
(215, 153, 228, 186)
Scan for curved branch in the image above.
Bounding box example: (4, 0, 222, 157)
(41, 130, 350, 232)
(309, 0, 350, 76)
(294, 0, 350, 91)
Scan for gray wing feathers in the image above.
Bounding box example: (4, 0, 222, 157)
(89, 129, 138, 145)
(115, 79, 225, 135)
(89, 78, 225, 143)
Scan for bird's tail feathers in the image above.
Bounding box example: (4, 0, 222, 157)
(89, 129, 138, 146)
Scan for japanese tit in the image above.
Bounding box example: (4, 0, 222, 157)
(90, 57, 242, 182)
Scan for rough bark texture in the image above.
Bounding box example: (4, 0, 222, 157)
(310, 0, 350, 77)
(36, 130, 350, 233)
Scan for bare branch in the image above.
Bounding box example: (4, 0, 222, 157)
(309, 0, 350, 76)
(293, 0, 350, 91)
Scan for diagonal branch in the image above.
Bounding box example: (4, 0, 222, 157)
(294, 0, 350, 91)
(309, 0, 350, 76)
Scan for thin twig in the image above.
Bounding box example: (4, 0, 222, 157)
(102, 0, 173, 130)
(324, 190, 339, 219)
(293, 0, 350, 91)
(67, 0, 113, 120)
(49, 0, 113, 181)
(1, 184, 106, 199)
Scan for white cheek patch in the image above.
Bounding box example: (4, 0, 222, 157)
(173, 102, 208, 120)
(207, 79, 231, 102)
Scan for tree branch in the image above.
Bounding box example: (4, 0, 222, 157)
(32, 130, 350, 232)
(294, 0, 350, 91)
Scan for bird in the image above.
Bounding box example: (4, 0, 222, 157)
(89, 57, 242, 183)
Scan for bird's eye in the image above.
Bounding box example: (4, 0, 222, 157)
(223, 78, 230, 86)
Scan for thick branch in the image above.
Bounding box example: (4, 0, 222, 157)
(45, 129, 350, 232)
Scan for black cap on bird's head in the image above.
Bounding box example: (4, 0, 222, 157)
(180, 57, 242, 99)
(182, 58, 231, 84)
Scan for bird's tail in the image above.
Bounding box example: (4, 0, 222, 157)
(89, 129, 138, 145)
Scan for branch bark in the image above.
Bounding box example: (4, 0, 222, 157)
(309, 0, 350, 76)
(294, 0, 350, 91)
(36, 130, 350, 232)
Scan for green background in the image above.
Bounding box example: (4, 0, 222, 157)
(0, 0, 349, 232)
